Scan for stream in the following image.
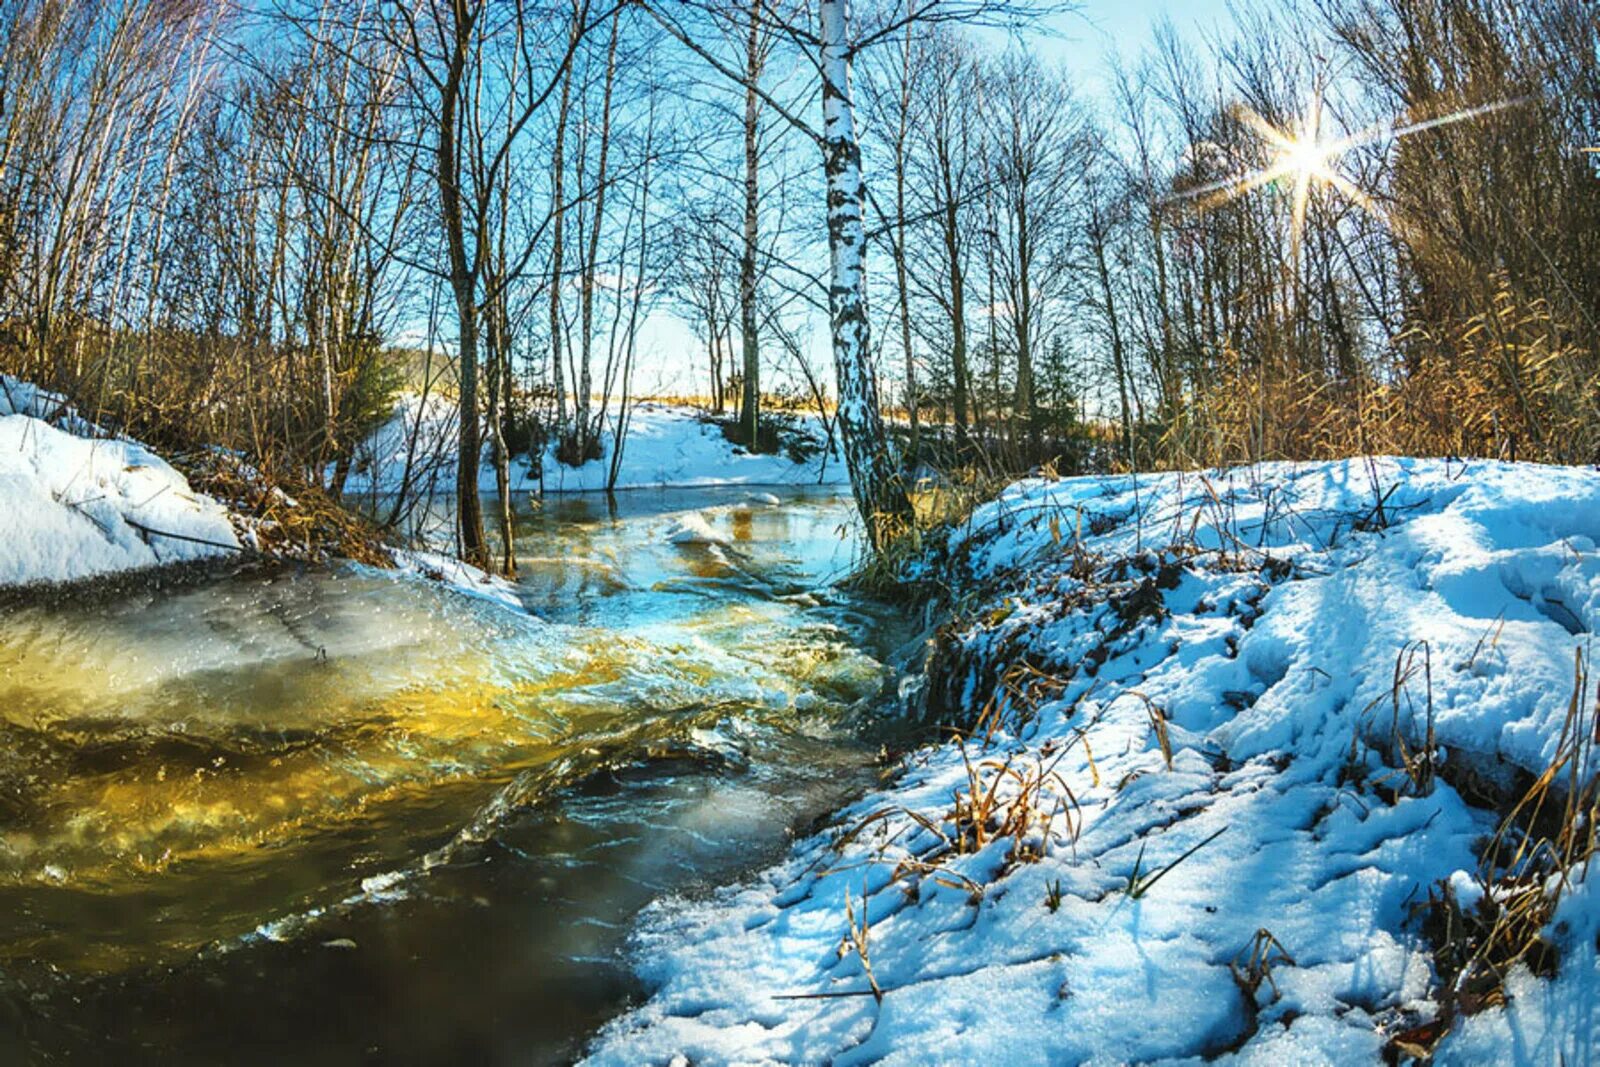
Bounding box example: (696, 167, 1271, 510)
(0, 487, 912, 1064)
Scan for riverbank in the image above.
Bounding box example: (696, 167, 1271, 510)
(0, 375, 521, 610)
(341, 397, 848, 497)
(587, 457, 1600, 1064)
(0, 376, 239, 585)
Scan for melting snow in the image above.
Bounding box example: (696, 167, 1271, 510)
(0, 376, 239, 585)
(586, 457, 1600, 1065)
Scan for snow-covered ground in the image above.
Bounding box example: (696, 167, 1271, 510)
(0, 376, 522, 611)
(0, 376, 239, 585)
(541, 403, 848, 493)
(341, 392, 539, 498)
(342, 397, 847, 496)
(586, 457, 1600, 1064)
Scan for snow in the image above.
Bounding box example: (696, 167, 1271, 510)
(341, 391, 540, 498)
(664, 512, 732, 546)
(586, 457, 1600, 1064)
(342, 397, 847, 496)
(0, 376, 240, 586)
(0, 377, 528, 613)
(388, 546, 527, 613)
(549, 405, 846, 491)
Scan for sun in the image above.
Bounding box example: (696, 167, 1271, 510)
(1281, 136, 1332, 181)
(1168, 86, 1523, 273)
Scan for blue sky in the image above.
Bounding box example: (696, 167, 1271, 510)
(1061, 1, 1236, 89)
(631, 0, 1241, 397)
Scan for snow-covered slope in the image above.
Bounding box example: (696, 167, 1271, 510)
(0, 377, 239, 586)
(342, 398, 847, 496)
(0, 378, 525, 611)
(540, 403, 848, 493)
(341, 392, 540, 498)
(586, 457, 1600, 1065)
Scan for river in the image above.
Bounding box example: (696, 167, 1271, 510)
(0, 487, 912, 1064)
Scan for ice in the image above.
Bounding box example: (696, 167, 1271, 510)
(664, 513, 731, 546)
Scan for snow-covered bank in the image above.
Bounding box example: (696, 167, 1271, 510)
(541, 404, 848, 493)
(0, 377, 239, 585)
(341, 392, 539, 499)
(0, 377, 522, 611)
(342, 398, 847, 496)
(587, 458, 1600, 1064)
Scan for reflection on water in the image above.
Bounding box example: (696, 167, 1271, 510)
(0, 487, 906, 1064)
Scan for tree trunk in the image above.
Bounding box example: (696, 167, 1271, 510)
(438, 15, 488, 569)
(486, 293, 516, 577)
(893, 24, 917, 469)
(738, 0, 761, 450)
(549, 53, 574, 429)
(578, 15, 620, 456)
(1091, 203, 1133, 461)
(1014, 190, 1038, 462)
(818, 0, 911, 549)
(941, 200, 969, 451)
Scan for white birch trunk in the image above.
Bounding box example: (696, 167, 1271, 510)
(819, 0, 910, 547)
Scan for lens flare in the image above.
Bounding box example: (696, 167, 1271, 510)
(1167, 88, 1525, 271)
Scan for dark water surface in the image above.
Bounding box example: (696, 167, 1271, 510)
(0, 487, 909, 1064)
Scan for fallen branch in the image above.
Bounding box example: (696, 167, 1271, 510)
(124, 517, 247, 553)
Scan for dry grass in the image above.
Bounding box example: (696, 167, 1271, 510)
(177, 449, 395, 567)
(1160, 276, 1600, 471)
(1346, 641, 1441, 801)
(841, 882, 883, 1003)
(972, 662, 1076, 742)
(1125, 691, 1175, 770)
(947, 743, 1083, 863)
(827, 738, 1087, 915)
(1405, 647, 1599, 1054)
(1231, 928, 1296, 1001)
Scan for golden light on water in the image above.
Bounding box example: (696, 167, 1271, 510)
(1169, 87, 1525, 270)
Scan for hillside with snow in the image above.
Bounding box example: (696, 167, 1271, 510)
(0, 377, 240, 586)
(587, 458, 1600, 1064)
(342, 397, 848, 497)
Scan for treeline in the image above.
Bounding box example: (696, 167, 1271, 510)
(0, 0, 1595, 566)
(0, 0, 693, 568)
(1063, 0, 1600, 470)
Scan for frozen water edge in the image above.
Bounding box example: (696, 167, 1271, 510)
(585, 458, 1600, 1065)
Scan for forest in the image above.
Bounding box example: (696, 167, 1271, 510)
(3, 0, 1595, 566)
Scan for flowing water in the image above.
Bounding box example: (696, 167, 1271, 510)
(0, 488, 911, 1064)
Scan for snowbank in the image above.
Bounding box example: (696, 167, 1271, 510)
(586, 457, 1600, 1065)
(0, 377, 240, 585)
(342, 398, 847, 496)
(540, 403, 848, 493)
(0, 377, 527, 613)
(340, 392, 541, 498)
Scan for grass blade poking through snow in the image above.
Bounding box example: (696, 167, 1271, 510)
(1127, 826, 1228, 899)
